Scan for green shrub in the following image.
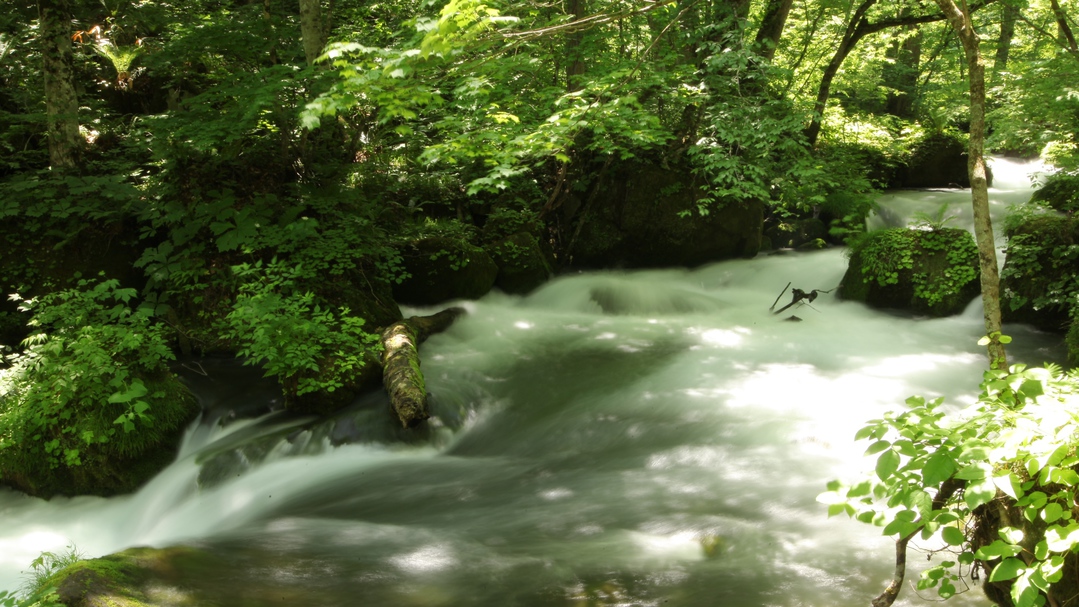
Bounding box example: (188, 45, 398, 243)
(0, 279, 196, 498)
(1031, 171, 1079, 214)
(222, 261, 382, 402)
(823, 362, 1079, 607)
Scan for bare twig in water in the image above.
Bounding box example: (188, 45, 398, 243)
(770, 282, 792, 311)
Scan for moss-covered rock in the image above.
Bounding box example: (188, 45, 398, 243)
(392, 237, 499, 305)
(891, 132, 991, 189)
(48, 546, 215, 607)
(0, 220, 144, 349)
(1068, 315, 1079, 368)
(1001, 214, 1079, 332)
(839, 227, 981, 317)
(487, 232, 553, 294)
(0, 372, 199, 499)
(764, 218, 828, 250)
(567, 161, 763, 268)
(1030, 171, 1079, 214)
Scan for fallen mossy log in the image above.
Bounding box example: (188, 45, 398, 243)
(380, 307, 465, 428)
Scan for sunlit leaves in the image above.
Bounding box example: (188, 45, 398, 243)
(823, 363, 1079, 606)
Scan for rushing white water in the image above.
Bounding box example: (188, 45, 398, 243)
(0, 158, 1063, 606)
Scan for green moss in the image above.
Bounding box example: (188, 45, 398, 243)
(0, 373, 199, 499)
(41, 546, 212, 607)
(1001, 213, 1079, 331)
(841, 228, 980, 316)
(1031, 172, 1079, 214)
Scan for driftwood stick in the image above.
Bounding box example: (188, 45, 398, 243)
(381, 307, 466, 428)
(770, 282, 792, 311)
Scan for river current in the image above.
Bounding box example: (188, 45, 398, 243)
(0, 158, 1064, 606)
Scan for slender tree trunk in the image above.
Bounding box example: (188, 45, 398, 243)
(932, 0, 1008, 370)
(805, 0, 990, 145)
(300, 0, 327, 66)
(883, 24, 921, 119)
(264, 0, 278, 65)
(753, 0, 794, 61)
(993, 1, 1018, 74)
(805, 0, 877, 145)
(38, 0, 80, 170)
(1050, 0, 1078, 53)
(566, 0, 587, 90)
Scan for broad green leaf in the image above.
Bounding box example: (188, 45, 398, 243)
(941, 526, 965, 546)
(922, 450, 956, 486)
(974, 540, 1022, 560)
(989, 557, 1026, 582)
(865, 440, 891, 456)
(965, 478, 997, 510)
(1043, 502, 1065, 524)
(108, 379, 148, 404)
(876, 449, 901, 481)
(1011, 570, 1040, 607)
(993, 472, 1023, 500)
(955, 464, 988, 481)
(1045, 523, 1079, 552)
(1001, 527, 1025, 544)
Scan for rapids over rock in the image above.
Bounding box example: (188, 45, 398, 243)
(0, 158, 1063, 606)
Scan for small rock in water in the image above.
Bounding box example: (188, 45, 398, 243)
(700, 534, 726, 558)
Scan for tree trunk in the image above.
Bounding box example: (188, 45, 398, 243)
(932, 0, 1008, 370)
(1051, 0, 1078, 53)
(883, 24, 922, 119)
(300, 0, 326, 66)
(753, 0, 794, 61)
(566, 0, 586, 90)
(805, 0, 878, 145)
(805, 1, 990, 145)
(380, 307, 465, 428)
(38, 0, 80, 170)
(993, 1, 1018, 74)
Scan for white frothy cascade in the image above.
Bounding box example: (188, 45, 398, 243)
(0, 158, 1057, 606)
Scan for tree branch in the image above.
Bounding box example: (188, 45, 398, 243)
(502, 0, 679, 39)
(871, 478, 965, 607)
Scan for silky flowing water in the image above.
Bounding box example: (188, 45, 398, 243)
(0, 159, 1066, 606)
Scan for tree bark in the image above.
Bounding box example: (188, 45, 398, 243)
(805, 0, 992, 145)
(300, 0, 327, 66)
(932, 0, 1007, 370)
(380, 307, 465, 428)
(1050, 0, 1078, 53)
(566, 0, 587, 90)
(753, 0, 794, 62)
(38, 0, 80, 170)
(993, 1, 1018, 74)
(883, 22, 922, 119)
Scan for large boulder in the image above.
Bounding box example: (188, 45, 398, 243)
(839, 227, 980, 317)
(393, 236, 499, 305)
(49, 546, 214, 607)
(764, 218, 829, 250)
(1001, 214, 1079, 333)
(1030, 171, 1079, 214)
(566, 161, 763, 268)
(891, 132, 992, 189)
(0, 372, 199, 499)
(487, 232, 553, 294)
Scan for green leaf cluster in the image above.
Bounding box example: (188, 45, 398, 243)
(222, 261, 382, 399)
(822, 362, 1079, 607)
(0, 279, 194, 496)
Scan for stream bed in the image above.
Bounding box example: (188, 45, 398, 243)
(0, 158, 1062, 606)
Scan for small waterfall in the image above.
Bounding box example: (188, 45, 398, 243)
(0, 160, 1063, 606)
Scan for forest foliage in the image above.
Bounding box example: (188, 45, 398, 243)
(1, 0, 1079, 602)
